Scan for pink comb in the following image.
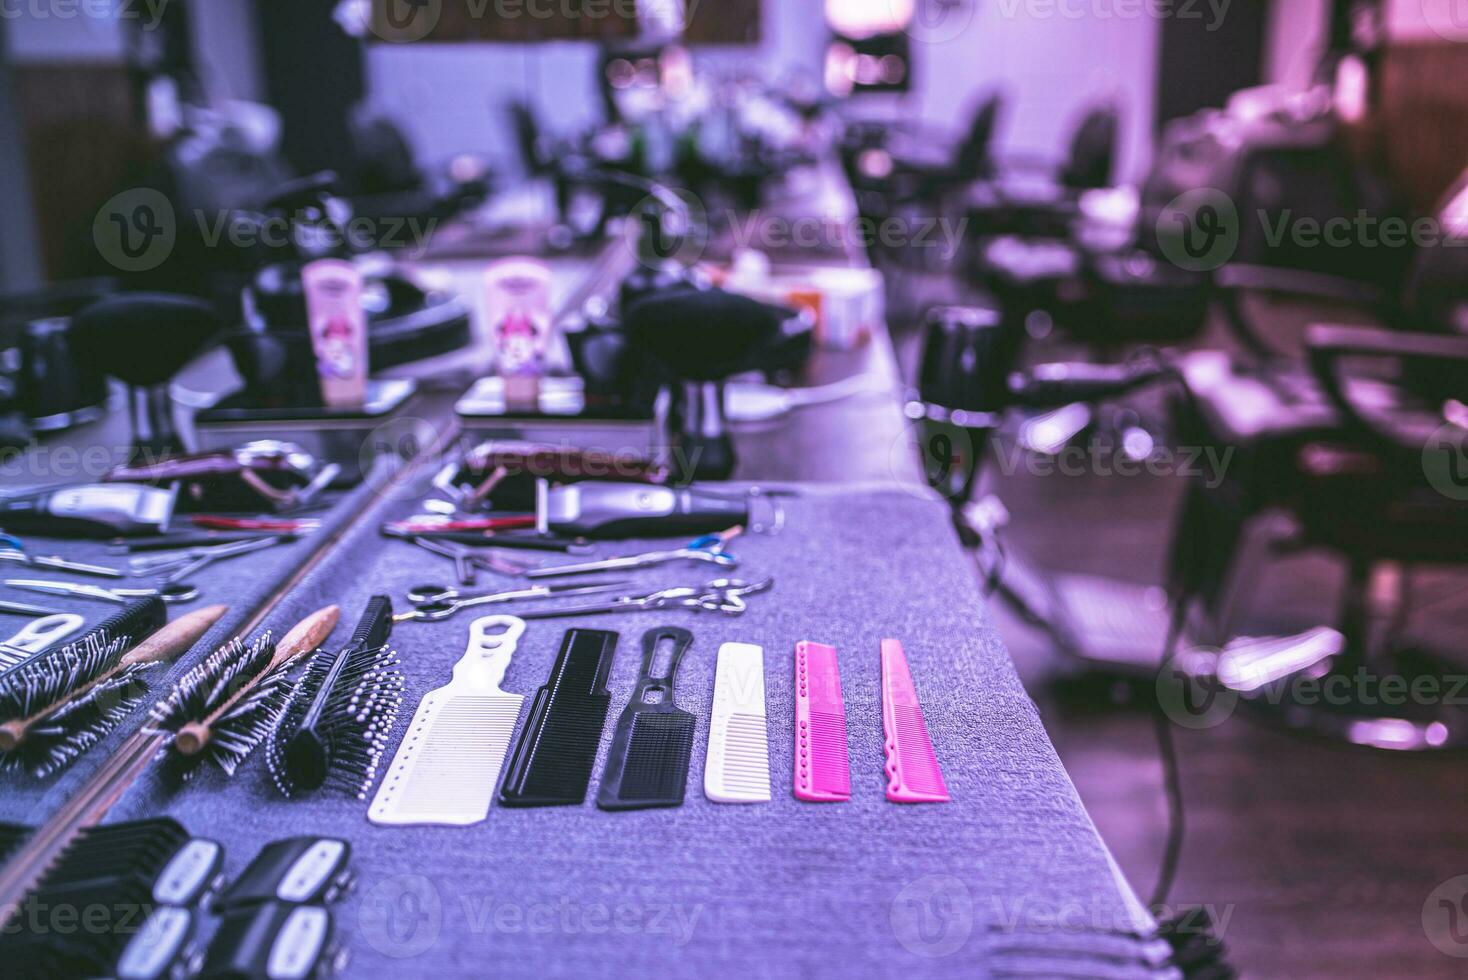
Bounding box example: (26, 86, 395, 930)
(794, 641, 851, 802)
(881, 639, 950, 803)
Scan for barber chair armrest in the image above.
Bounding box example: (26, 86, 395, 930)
(1214, 264, 1389, 359)
(1306, 324, 1468, 455)
(1214, 264, 1387, 306)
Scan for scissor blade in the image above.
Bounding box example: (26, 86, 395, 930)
(4, 580, 91, 599)
(0, 599, 65, 617)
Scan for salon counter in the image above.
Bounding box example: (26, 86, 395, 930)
(99, 481, 1165, 979)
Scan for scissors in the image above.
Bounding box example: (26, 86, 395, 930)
(5, 579, 200, 605)
(0, 534, 124, 579)
(398, 580, 633, 623)
(406, 537, 535, 586)
(128, 535, 293, 584)
(413, 577, 775, 624)
(524, 533, 739, 579)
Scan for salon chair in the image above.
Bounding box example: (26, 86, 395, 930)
(508, 101, 644, 246)
(1158, 168, 1468, 749)
(961, 102, 1120, 243)
(345, 109, 490, 226)
(846, 92, 1006, 216)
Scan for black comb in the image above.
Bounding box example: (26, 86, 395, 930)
(498, 628, 618, 808)
(266, 596, 403, 800)
(597, 626, 696, 811)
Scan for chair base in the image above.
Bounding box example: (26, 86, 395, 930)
(1232, 645, 1468, 751)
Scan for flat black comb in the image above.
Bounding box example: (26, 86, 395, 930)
(597, 626, 695, 811)
(498, 629, 618, 807)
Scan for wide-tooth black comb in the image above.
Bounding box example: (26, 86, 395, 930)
(266, 596, 404, 800)
(0, 597, 169, 777)
(498, 629, 618, 808)
(597, 626, 696, 811)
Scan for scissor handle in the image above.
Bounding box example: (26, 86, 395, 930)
(406, 584, 457, 605)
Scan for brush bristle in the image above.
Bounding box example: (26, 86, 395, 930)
(0, 633, 164, 779)
(147, 633, 300, 778)
(265, 643, 404, 799)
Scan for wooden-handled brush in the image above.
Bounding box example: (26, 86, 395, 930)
(148, 606, 340, 777)
(0, 601, 228, 777)
(0, 605, 228, 753)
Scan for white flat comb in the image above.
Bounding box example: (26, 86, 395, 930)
(369, 616, 526, 826)
(704, 642, 771, 804)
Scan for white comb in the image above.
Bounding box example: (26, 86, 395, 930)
(369, 616, 526, 826)
(704, 642, 771, 804)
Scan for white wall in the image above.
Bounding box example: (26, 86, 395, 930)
(907, 0, 1160, 181)
(362, 0, 1163, 182)
(1262, 0, 1328, 89)
(4, 1, 128, 62)
(190, 0, 265, 102)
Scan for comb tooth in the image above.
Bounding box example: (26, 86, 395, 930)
(881, 639, 950, 804)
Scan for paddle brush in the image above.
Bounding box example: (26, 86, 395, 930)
(0, 601, 226, 778)
(147, 606, 340, 779)
(266, 596, 404, 800)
